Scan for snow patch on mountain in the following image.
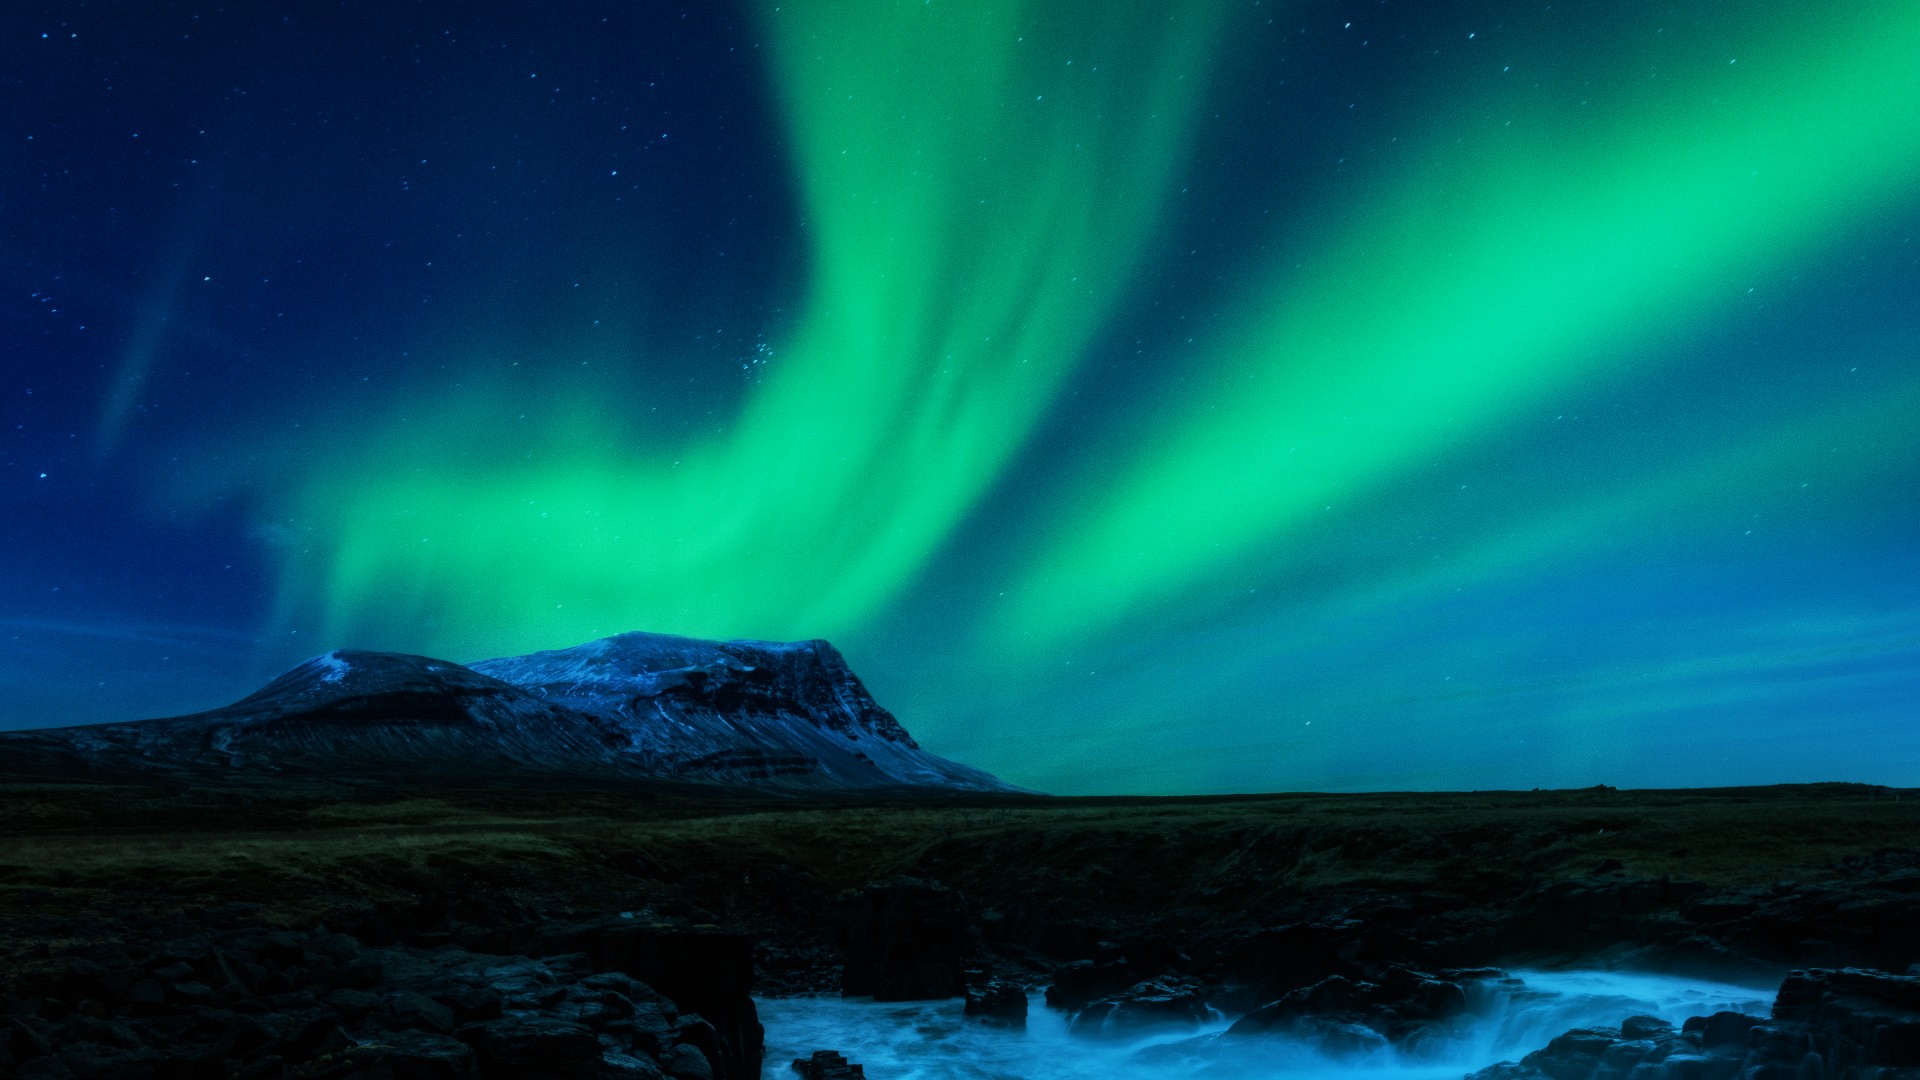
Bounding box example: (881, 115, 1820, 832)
(309, 651, 352, 683)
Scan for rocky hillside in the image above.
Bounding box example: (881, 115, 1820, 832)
(470, 632, 1011, 792)
(0, 632, 1018, 795)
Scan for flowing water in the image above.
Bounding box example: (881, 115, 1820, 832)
(759, 970, 1774, 1080)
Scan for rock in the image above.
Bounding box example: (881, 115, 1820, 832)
(670, 1014, 726, 1079)
(49, 1017, 139, 1052)
(28, 1043, 168, 1079)
(436, 982, 504, 1024)
(601, 1049, 669, 1079)
(1372, 965, 1469, 1021)
(386, 989, 458, 1033)
(964, 979, 1027, 1028)
(665, 1043, 716, 1080)
(234, 1054, 286, 1080)
(465, 1015, 602, 1079)
(324, 954, 386, 990)
(1622, 1015, 1676, 1041)
(1767, 967, 1920, 1077)
(1228, 969, 1493, 1056)
(531, 919, 762, 1080)
(841, 880, 971, 1002)
(122, 979, 166, 1009)
(1069, 979, 1210, 1040)
(602, 1053, 672, 1076)
(8, 1013, 54, 1061)
(1681, 1010, 1764, 1049)
(335, 1029, 478, 1079)
(627, 1001, 679, 1058)
(1466, 1026, 1620, 1080)
(1467, 968, 1920, 1080)
(323, 987, 384, 1018)
(791, 1049, 866, 1079)
(1295, 1015, 1393, 1055)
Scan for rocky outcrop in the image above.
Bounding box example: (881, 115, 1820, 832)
(0, 921, 762, 1080)
(1042, 934, 1189, 1012)
(1068, 978, 1212, 1039)
(963, 979, 1028, 1028)
(1769, 967, 1920, 1079)
(1498, 855, 1920, 980)
(1225, 967, 1500, 1055)
(1469, 967, 1920, 1080)
(841, 880, 972, 1001)
(525, 918, 762, 1080)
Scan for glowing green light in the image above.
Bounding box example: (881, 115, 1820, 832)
(1002, 2, 1920, 647)
(273, 0, 1222, 658)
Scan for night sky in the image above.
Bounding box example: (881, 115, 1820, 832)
(4, 1, 1917, 794)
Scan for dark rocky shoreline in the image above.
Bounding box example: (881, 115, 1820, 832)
(2, 783, 1917, 1078)
(0, 911, 761, 1079)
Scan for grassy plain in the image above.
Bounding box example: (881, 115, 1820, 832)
(1, 781, 1914, 947)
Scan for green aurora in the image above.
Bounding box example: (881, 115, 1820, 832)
(124, 0, 1919, 792)
(283, 0, 1225, 654)
(1009, 3, 1920, 647)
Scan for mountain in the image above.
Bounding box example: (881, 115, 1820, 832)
(0, 633, 1021, 794)
(469, 632, 1009, 791)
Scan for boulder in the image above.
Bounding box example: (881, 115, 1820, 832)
(464, 1015, 602, 1079)
(1289, 1015, 1392, 1056)
(334, 1029, 478, 1079)
(1681, 1010, 1764, 1049)
(1068, 979, 1210, 1040)
(1621, 1016, 1675, 1041)
(1466, 969, 1920, 1080)
(665, 1043, 716, 1080)
(1767, 967, 1920, 1077)
(601, 1050, 669, 1079)
(792, 1049, 866, 1079)
(530, 918, 762, 1080)
(1225, 967, 1497, 1057)
(964, 979, 1028, 1028)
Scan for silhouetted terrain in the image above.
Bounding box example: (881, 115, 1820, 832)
(0, 633, 1017, 794)
(1, 781, 1916, 1077)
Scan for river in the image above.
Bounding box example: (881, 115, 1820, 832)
(760, 969, 1773, 1080)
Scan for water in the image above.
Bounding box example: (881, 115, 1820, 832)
(759, 970, 1774, 1080)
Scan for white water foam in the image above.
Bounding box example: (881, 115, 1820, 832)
(759, 969, 1774, 1080)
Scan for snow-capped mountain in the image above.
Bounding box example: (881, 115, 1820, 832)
(469, 632, 1011, 791)
(0, 634, 1021, 794)
(0, 650, 633, 780)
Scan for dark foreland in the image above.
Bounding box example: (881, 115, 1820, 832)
(2, 779, 1919, 1079)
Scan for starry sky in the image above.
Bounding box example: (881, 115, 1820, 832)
(4, 0, 1917, 794)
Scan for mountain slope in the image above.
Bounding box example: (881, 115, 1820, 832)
(0, 634, 1021, 794)
(0, 650, 633, 780)
(470, 632, 1012, 791)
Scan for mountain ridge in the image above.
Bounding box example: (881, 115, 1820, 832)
(0, 632, 1022, 795)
